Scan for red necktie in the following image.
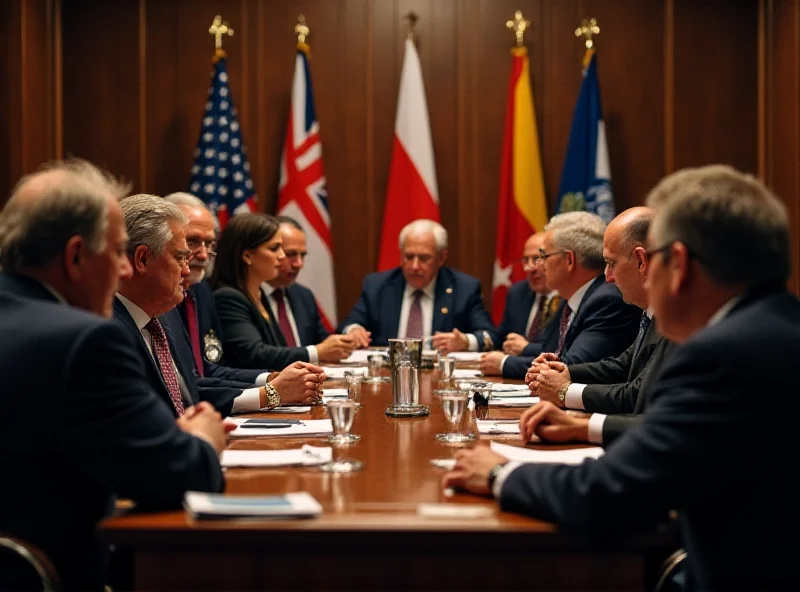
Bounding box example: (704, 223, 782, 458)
(183, 291, 205, 377)
(145, 317, 185, 416)
(272, 289, 297, 347)
(405, 290, 424, 339)
(526, 295, 546, 341)
(555, 303, 573, 359)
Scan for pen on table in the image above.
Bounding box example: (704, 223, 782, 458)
(238, 423, 293, 429)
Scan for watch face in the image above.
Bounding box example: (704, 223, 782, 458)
(204, 330, 223, 362)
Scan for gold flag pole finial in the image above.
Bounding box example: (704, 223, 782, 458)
(295, 14, 310, 45)
(575, 18, 600, 50)
(506, 10, 530, 47)
(405, 12, 419, 41)
(209, 15, 234, 58)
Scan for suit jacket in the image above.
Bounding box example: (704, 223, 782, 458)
(492, 280, 558, 349)
(338, 266, 496, 347)
(0, 272, 223, 592)
(499, 285, 800, 591)
(265, 282, 330, 346)
(502, 276, 641, 379)
(176, 282, 263, 384)
(569, 318, 676, 445)
(113, 297, 242, 417)
(214, 286, 309, 370)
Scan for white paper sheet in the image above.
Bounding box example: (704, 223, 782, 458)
(267, 406, 312, 413)
(476, 420, 520, 435)
(339, 350, 388, 363)
(322, 366, 368, 378)
(451, 369, 482, 378)
(490, 441, 604, 464)
(490, 383, 530, 394)
(321, 388, 349, 404)
(221, 445, 332, 467)
(184, 491, 323, 519)
(229, 418, 333, 438)
(446, 352, 482, 362)
(490, 396, 539, 408)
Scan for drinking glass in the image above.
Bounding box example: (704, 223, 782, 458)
(345, 373, 363, 409)
(319, 399, 364, 473)
(433, 390, 475, 443)
(438, 353, 456, 380)
(367, 354, 384, 377)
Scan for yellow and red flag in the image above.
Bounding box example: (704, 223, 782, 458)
(491, 46, 548, 323)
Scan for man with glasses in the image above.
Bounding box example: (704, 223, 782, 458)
(444, 165, 800, 590)
(500, 211, 640, 379)
(340, 218, 495, 349)
(261, 216, 356, 363)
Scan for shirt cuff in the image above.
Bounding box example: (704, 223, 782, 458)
(306, 345, 318, 364)
(565, 383, 587, 410)
(255, 372, 269, 387)
(587, 413, 607, 445)
(231, 387, 263, 413)
(466, 334, 478, 352)
(492, 461, 523, 498)
(499, 354, 509, 373)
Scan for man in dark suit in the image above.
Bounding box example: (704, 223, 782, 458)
(339, 219, 496, 351)
(261, 216, 355, 362)
(499, 211, 641, 379)
(0, 161, 226, 591)
(444, 165, 800, 590)
(480, 232, 561, 374)
(523, 207, 675, 446)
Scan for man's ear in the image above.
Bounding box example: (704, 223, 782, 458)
(564, 250, 576, 270)
(632, 246, 648, 273)
(63, 236, 85, 281)
(670, 242, 692, 295)
(132, 244, 149, 275)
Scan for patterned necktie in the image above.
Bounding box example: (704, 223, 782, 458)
(182, 290, 204, 377)
(631, 312, 652, 365)
(272, 289, 297, 347)
(405, 290, 424, 339)
(145, 317, 185, 416)
(526, 294, 546, 341)
(555, 303, 573, 359)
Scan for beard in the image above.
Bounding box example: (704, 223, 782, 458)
(188, 266, 206, 285)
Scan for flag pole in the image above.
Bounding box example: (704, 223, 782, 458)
(575, 18, 600, 70)
(295, 13, 310, 53)
(404, 12, 418, 41)
(506, 10, 530, 47)
(209, 15, 234, 62)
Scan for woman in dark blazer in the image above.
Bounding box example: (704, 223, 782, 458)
(210, 214, 311, 370)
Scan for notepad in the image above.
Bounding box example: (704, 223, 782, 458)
(229, 418, 333, 438)
(221, 445, 332, 468)
(184, 491, 323, 520)
(490, 441, 604, 464)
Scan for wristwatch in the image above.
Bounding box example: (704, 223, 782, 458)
(557, 382, 571, 407)
(487, 462, 508, 494)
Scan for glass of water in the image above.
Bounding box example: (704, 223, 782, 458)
(367, 354, 384, 377)
(345, 373, 363, 409)
(438, 353, 456, 381)
(434, 390, 475, 443)
(319, 399, 364, 473)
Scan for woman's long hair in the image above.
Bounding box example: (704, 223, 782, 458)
(210, 213, 280, 306)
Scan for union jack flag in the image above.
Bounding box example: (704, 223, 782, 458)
(278, 43, 337, 331)
(189, 54, 256, 228)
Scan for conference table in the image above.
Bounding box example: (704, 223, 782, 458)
(101, 365, 678, 591)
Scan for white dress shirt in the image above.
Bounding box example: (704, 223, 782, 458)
(116, 294, 263, 414)
(261, 283, 319, 363)
(499, 290, 556, 371)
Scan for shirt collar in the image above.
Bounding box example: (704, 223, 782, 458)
(116, 293, 152, 331)
(261, 282, 277, 297)
(566, 277, 596, 314)
(707, 295, 742, 327)
(404, 277, 437, 300)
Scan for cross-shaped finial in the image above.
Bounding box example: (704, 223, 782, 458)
(295, 14, 310, 44)
(506, 10, 530, 47)
(405, 12, 419, 41)
(209, 15, 234, 50)
(575, 18, 600, 49)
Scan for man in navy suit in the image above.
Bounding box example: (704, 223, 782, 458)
(479, 232, 561, 374)
(496, 212, 641, 379)
(444, 165, 800, 590)
(261, 215, 355, 362)
(0, 160, 226, 591)
(339, 219, 496, 351)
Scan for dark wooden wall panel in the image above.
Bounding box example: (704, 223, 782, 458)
(4, 0, 779, 309)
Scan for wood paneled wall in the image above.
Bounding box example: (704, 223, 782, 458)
(1, 0, 797, 314)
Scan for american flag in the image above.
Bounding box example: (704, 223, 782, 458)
(189, 55, 256, 228)
(277, 44, 337, 331)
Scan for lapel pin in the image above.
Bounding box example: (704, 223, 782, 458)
(445, 287, 453, 294)
(441, 307, 449, 315)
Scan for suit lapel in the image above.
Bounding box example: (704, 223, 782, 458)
(286, 285, 307, 346)
(383, 272, 405, 337)
(518, 287, 535, 330)
(432, 269, 454, 333)
(563, 275, 605, 351)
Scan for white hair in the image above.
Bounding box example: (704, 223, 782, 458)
(120, 194, 187, 256)
(164, 192, 208, 210)
(398, 219, 448, 252)
(544, 211, 606, 270)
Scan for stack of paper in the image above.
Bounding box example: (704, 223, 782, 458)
(490, 383, 530, 394)
(322, 366, 368, 379)
(490, 441, 604, 464)
(229, 418, 333, 438)
(490, 396, 539, 408)
(321, 388, 348, 404)
(339, 350, 387, 363)
(446, 352, 482, 362)
(451, 369, 482, 379)
(221, 445, 332, 468)
(476, 420, 520, 436)
(184, 491, 323, 520)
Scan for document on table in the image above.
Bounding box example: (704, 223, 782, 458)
(266, 406, 312, 413)
(339, 350, 387, 363)
(229, 418, 333, 438)
(184, 491, 323, 520)
(446, 352, 482, 362)
(476, 419, 520, 435)
(321, 388, 348, 403)
(490, 383, 530, 394)
(451, 369, 482, 378)
(221, 445, 332, 468)
(323, 366, 368, 378)
(489, 396, 539, 408)
(490, 441, 605, 464)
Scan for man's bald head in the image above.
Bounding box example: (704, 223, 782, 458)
(603, 207, 653, 309)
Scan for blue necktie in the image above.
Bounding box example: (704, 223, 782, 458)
(631, 313, 652, 365)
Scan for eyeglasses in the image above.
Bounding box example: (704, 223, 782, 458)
(186, 238, 217, 256)
(534, 250, 566, 265)
(520, 256, 537, 266)
(643, 244, 672, 264)
(174, 249, 195, 267)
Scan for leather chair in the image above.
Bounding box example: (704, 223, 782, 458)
(653, 548, 687, 592)
(0, 535, 60, 591)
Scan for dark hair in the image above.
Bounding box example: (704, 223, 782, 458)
(275, 215, 304, 232)
(210, 213, 280, 300)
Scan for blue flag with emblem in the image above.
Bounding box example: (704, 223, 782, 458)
(555, 50, 614, 224)
(189, 54, 256, 228)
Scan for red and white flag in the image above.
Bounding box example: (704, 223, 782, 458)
(278, 43, 337, 331)
(377, 38, 439, 271)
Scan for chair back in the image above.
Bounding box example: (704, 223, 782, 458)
(0, 535, 60, 591)
(653, 548, 687, 592)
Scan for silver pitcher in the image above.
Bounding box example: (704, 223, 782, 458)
(385, 338, 429, 417)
